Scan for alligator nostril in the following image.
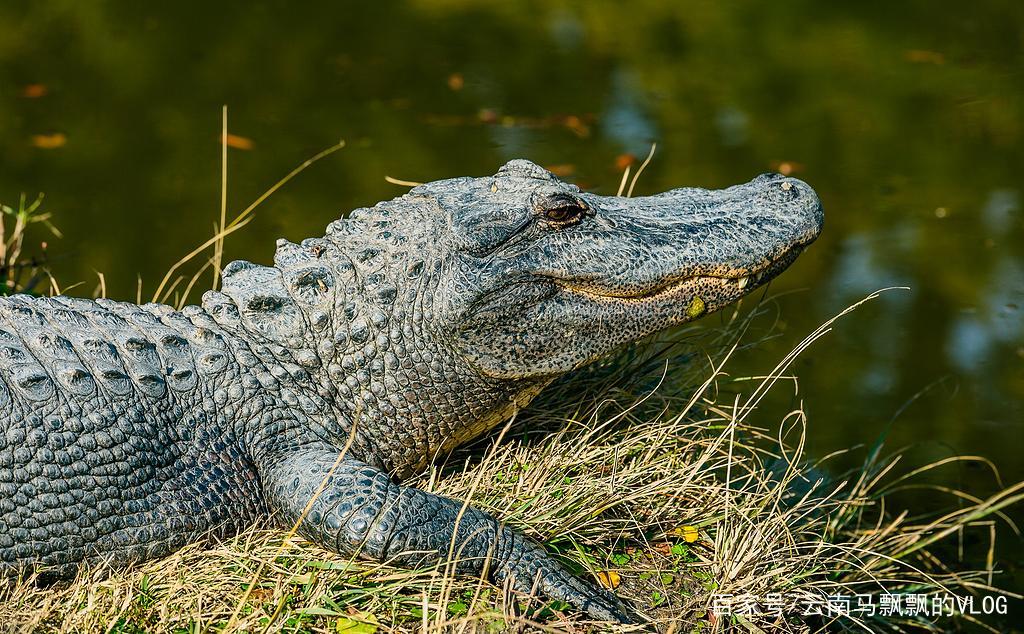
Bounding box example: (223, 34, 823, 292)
(779, 179, 801, 199)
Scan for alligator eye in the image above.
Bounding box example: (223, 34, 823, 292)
(542, 200, 587, 225)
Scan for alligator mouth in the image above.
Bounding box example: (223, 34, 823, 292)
(553, 246, 803, 302)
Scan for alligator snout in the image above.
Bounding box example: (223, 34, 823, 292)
(783, 177, 824, 245)
(745, 173, 824, 247)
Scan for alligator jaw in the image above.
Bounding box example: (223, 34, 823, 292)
(552, 245, 804, 306)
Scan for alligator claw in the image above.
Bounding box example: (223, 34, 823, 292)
(497, 537, 633, 623)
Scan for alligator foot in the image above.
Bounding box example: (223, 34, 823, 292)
(263, 447, 631, 622)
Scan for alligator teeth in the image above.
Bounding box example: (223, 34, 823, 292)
(737, 276, 749, 290)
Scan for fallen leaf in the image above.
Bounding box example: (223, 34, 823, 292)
(248, 588, 274, 602)
(653, 542, 673, 556)
(222, 133, 254, 150)
(597, 570, 621, 589)
(31, 133, 67, 149)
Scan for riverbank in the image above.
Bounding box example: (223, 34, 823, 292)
(1, 297, 1018, 632)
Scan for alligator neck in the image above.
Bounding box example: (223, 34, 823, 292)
(200, 243, 540, 478)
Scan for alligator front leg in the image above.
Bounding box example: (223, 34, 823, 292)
(262, 447, 630, 623)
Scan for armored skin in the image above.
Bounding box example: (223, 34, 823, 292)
(0, 160, 823, 622)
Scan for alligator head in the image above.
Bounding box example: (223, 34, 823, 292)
(208, 159, 821, 471)
(421, 159, 824, 379)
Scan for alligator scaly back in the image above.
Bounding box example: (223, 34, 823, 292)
(1, 160, 822, 622)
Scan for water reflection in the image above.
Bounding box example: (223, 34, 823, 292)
(0, 0, 1021, 581)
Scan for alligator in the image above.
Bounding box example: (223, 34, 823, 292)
(0, 160, 822, 622)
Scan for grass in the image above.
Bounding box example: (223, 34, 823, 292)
(1, 295, 1019, 632)
(0, 192, 62, 296)
(1, 145, 1020, 632)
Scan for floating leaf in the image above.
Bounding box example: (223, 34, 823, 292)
(222, 133, 254, 150)
(615, 153, 636, 170)
(545, 164, 575, 177)
(20, 84, 48, 98)
(31, 133, 67, 149)
(904, 49, 945, 64)
(769, 160, 804, 175)
(562, 114, 590, 137)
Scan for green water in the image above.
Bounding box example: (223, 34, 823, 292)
(2, 0, 1022, 595)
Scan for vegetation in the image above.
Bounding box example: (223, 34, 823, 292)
(3, 4, 1023, 585)
(0, 254, 1018, 631)
(0, 192, 61, 296)
(0, 136, 1020, 631)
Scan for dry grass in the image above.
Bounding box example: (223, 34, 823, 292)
(0, 294, 1020, 633)
(1, 147, 1020, 632)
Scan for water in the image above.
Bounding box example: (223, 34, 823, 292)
(2, 0, 1022, 589)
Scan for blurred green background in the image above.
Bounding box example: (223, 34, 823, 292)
(1, 0, 1022, 595)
